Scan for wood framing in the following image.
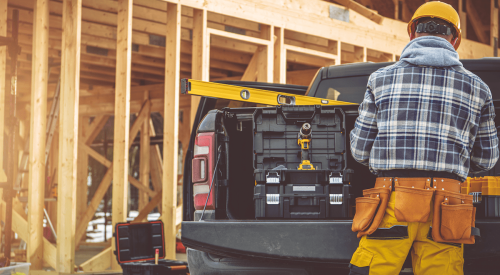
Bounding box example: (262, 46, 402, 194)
(191, 8, 208, 127)
(28, 0, 50, 269)
(163, 1, 181, 260)
(57, 0, 82, 272)
(77, 117, 89, 223)
(139, 91, 151, 215)
(492, 0, 499, 56)
(274, 27, 286, 84)
(0, 0, 6, 183)
(111, 0, 133, 269)
(1, 0, 498, 273)
(459, 0, 467, 39)
(466, 0, 488, 44)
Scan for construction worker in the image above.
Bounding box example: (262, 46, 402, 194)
(349, 1, 499, 275)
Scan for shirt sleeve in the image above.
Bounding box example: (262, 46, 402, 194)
(350, 82, 378, 166)
(470, 92, 499, 173)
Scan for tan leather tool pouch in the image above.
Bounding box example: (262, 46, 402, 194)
(394, 186, 434, 223)
(352, 187, 391, 238)
(352, 197, 379, 232)
(432, 191, 476, 244)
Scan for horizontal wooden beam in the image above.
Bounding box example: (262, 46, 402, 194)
(208, 28, 272, 46)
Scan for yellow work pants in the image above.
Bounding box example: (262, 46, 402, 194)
(349, 192, 464, 275)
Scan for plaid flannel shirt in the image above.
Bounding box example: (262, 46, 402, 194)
(350, 61, 499, 182)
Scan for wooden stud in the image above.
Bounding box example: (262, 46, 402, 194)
(459, 0, 467, 39)
(163, 2, 181, 260)
(256, 25, 273, 82)
(139, 91, 151, 215)
(0, 0, 6, 182)
(57, 0, 82, 271)
(393, 0, 399, 20)
(492, 0, 499, 56)
(191, 8, 208, 128)
(274, 27, 286, 84)
(28, 0, 49, 269)
(77, 117, 89, 223)
(150, 142, 163, 213)
(111, 0, 133, 270)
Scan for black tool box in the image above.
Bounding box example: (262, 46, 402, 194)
(253, 106, 351, 219)
(114, 221, 189, 275)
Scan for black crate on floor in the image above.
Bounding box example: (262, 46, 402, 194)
(114, 221, 189, 275)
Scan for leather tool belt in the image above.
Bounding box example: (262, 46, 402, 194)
(352, 177, 480, 244)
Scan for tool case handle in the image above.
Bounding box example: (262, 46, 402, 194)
(278, 105, 318, 123)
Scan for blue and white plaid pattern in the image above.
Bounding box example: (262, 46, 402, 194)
(350, 61, 499, 181)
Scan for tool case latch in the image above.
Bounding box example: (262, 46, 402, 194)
(266, 172, 280, 184)
(329, 172, 343, 184)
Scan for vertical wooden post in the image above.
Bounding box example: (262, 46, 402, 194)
(459, 0, 467, 39)
(77, 117, 89, 224)
(139, 91, 151, 216)
(354, 46, 365, 63)
(492, 0, 499, 56)
(393, 0, 399, 20)
(163, 2, 181, 260)
(112, 0, 133, 269)
(57, 0, 82, 271)
(257, 25, 273, 82)
(0, 0, 6, 183)
(274, 27, 285, 84)
(337, 41, 342, 65)
(191, 8, 208, 128)
(28, 0, 49, 269)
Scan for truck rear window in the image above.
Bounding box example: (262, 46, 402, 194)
(314, 76, 369, 104)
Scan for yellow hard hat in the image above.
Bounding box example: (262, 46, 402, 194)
(407, 1, 461, 50)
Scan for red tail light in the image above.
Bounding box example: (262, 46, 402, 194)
(192, 132, 215, 210)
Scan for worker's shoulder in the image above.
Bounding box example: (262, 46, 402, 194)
(366, 61, 411, 82)
(451, 66, 491, 90)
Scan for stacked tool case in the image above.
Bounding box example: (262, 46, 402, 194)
(114, 221, 189, 275)
(253, 105, 351, 219)
(462, 177, 500, 218)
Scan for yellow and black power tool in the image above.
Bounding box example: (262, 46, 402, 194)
(298, 123, 315, 170)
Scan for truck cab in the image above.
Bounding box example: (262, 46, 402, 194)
(181, 59, 500, 274)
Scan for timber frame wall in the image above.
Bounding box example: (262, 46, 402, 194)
(0, 0, 498, 273)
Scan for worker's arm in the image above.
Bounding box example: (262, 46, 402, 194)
(350, 83, 378, 166)
(470, 93, 499, 172)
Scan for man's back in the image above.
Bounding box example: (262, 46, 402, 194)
(350, 36, 498, 182)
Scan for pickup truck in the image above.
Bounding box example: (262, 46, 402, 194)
(181, 59, 500, 274)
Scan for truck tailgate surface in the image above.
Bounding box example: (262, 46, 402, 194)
(182, 220, 500, 263)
